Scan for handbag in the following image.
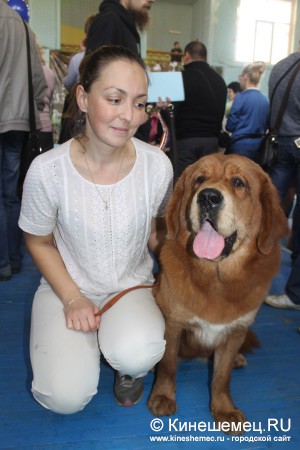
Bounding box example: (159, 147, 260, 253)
(218, 130, 231, 151)
(257, 133, 278, 170)
(19, 20, 42, 189)
(257, 58, 300, 171)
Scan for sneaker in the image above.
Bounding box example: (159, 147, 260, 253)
(113, 372, 144, 407)
(265, 294, 300, 310)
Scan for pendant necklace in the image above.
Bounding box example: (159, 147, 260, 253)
(79, 139, 125, 210)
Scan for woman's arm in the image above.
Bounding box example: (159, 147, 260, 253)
(226, 95, 242, 133)
(62, 55, 79, 91)
(24, 232, 100, 332)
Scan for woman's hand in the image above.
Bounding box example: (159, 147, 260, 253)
(64, 296, 101, 333)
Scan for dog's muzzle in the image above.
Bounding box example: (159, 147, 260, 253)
(193, 188, 237, 260)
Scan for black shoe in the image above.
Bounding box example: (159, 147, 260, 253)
(113, 372, 144, 407)
(0, 274, 11, 281)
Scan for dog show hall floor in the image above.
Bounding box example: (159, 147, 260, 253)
(1, 248, 300, 450)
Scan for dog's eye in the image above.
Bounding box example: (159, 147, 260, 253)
(195, 176, 206, 184)
(231, 177, 245, 188)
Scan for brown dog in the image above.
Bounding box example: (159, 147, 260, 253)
(148, 154, 289, 434)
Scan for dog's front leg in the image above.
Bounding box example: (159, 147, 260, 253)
(148, 321, 182, 416)
(210, 329, 248, 435)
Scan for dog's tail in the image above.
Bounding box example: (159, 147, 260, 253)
(239, 329, 260, 353)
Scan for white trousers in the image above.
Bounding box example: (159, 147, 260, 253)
(30, 284, 166, 414)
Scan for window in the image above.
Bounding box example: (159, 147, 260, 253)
(235, 0, 292, 64)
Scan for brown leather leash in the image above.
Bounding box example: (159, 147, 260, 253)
(94, 285, 153, 317)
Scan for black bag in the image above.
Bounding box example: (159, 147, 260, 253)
(18, 21, 42, 195)
(19, 132, 42, 186)
(257, 133, 278, 170)
(260, 57, 300, 172)
(218, 130, 231, 150)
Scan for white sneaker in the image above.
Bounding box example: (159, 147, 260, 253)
(265, 294, 300, 310)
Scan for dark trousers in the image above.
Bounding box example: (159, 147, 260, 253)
(175, 136, 218, 180)
(286, 253, 300, 305)
(269, 136, 300, 304)
(0, 130, 24, 275)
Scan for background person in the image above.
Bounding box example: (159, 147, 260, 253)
(0, 0, 47, 281)
(225, 81, 241, 118)
(35, 38, 56, 152)
(59, 14, 96, 144)
(63, 1, 156, 144)
(170, 41, 183, 69)
(62, 14, 96, 92)
(173, 40, 227, 179)
(19, 45, 173, 414)
(265, 41, 300, 310)
(226, 61, 269, 161)
(86, 0, 155, 57)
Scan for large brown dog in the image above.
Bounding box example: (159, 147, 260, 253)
(148, 154, 289, 434)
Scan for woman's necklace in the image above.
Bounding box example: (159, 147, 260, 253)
(79, 139, 125, 210)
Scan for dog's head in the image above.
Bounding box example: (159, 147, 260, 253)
(167, 154, 289, 261)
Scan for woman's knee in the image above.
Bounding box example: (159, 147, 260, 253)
(32, 378, 98, 414)
(103, 337, 166, 378)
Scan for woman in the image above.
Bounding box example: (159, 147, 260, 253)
(225, 81, 241, 119)
(226, 61, 269, 161)
(36, 38, 55, 152)
(19, 45, 173, 414)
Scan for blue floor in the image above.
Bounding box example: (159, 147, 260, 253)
(1, 248, 300, 449)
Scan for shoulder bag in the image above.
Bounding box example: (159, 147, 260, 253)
(19, 19, 42, 191)
(257, 58, 300, 171)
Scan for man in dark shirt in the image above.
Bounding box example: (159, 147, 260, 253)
(174, 41, 227, 179)
(86, 0, 155, 56)
(85, 0, 156, 144)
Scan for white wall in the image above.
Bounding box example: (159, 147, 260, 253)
(148, 1, 193, 51)
(27, 0, 300, 96)
(29, 0, 60, 50)
(148, 0, 300, 95)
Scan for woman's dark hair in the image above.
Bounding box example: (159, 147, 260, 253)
(63, 45, 149, 138)
(227, 81, 241, 93)
(78, 45, 149, 93)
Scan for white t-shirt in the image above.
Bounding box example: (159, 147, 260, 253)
(19, 138, 173, 304)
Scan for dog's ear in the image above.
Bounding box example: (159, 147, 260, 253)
(257, 174, 289, 255)
(166, 171, 187, 239)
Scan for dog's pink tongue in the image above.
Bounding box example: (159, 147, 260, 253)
(193, 221, 225, 260)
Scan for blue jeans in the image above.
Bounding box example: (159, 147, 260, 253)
(229, 148, 258, 162)
(0, 131, 25, 275)
(269, 136, 300, 259)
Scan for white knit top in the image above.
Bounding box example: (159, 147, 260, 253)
(19, 138, 173, 304)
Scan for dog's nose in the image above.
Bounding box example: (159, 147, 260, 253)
(198, 188, 223, 210)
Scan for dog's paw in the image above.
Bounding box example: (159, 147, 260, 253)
(212, 408, 246, 435)
(148, 394, 178, 416)
(233, 353, 247, 369)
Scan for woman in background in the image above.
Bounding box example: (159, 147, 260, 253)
(226, 61, 269, 161)
(36, 39, 55, 152)
(225, 81, 241, 119)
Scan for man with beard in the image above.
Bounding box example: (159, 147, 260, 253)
(86, 0, 155, 57)
(85, 0, 157, 144)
